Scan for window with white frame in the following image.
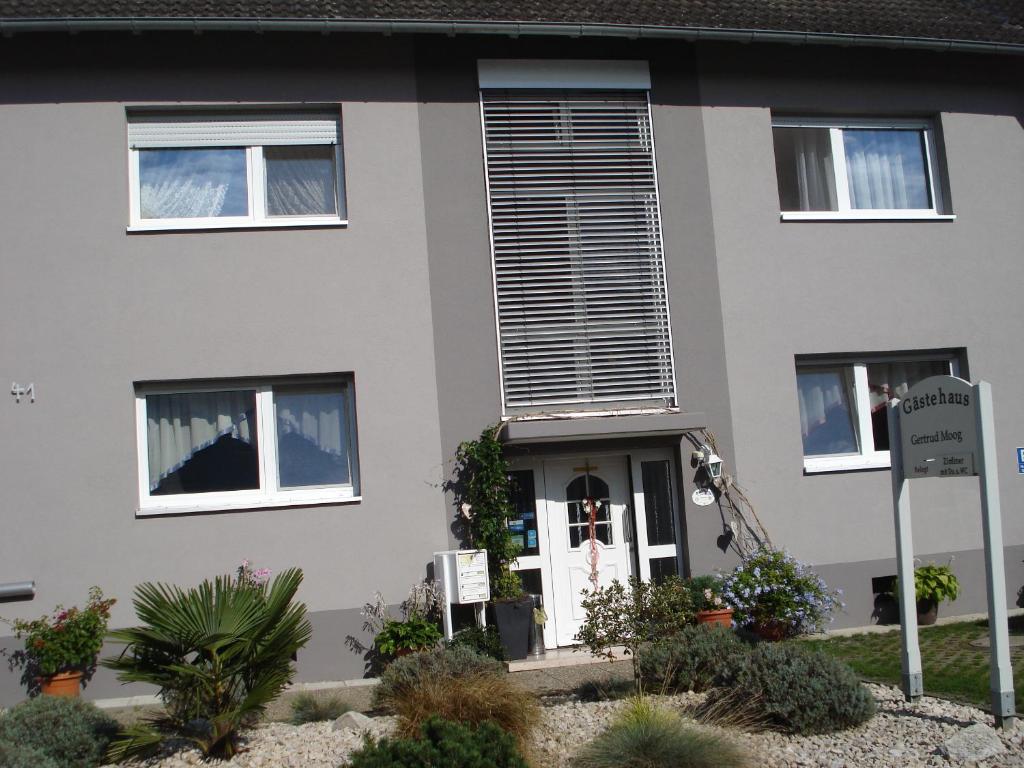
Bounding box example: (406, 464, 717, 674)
(479, 61, 676, 411)
(796, 353, 959, 472)
(127, 111, 346, 230)
(136, 377, 359, 513)
(772, 118, 948, 220)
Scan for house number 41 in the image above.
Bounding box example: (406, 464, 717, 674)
(11, 382, 35, 403)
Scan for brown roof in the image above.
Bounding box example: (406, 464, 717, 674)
(1, 1, 1021, 48)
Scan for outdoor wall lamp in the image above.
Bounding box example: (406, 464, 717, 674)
(694, 444, 723, 479)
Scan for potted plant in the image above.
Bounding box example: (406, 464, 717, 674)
(6, 587, 114, 696)
(688, 574, 733, 627)
(912, 562, 960, 625)
(721, 548, 841, 640)
(452, 426, 532, 660)
(375, 614, 443, 658)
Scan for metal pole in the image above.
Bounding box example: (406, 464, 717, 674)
(973, 381, 1016, 730)
(887, 400, 923, 701)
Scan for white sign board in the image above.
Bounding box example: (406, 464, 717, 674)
(899, 376, 978, 479)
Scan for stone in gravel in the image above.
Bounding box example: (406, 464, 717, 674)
(939, 723, 1005, 762)
(332, 710, 374, 733)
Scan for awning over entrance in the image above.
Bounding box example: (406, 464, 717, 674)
(500, 411, 706, 445)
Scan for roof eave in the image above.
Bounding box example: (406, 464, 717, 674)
(0, 17, 1021, 56)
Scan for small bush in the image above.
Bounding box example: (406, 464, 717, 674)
(575, 677, 637, 702)
(374, 646, 503, 706)
(446, 624, 507, 661)
(638, 625, 749, 693)
(349, 717, 528, 768)
(0, 696, 119, 768)
(706, 643, 875, 734)
(0, 740, 60, 768)
(374, 647, 538, 747)
(573, 696, 749, 768)
(289, 692, 352, 724)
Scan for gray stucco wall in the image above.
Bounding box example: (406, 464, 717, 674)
(696, 44, 1024, 609)
(0, 33, 449, 705)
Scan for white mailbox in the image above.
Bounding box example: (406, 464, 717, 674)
(434, 549, 489, 640)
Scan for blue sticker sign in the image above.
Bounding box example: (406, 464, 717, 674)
(1017, 447, 1024, 474)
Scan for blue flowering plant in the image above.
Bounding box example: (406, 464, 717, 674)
(721, 549, 842, 638)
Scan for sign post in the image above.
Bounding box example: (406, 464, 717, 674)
(889, 376, 1015, 729)
(886, 400, 923, 701)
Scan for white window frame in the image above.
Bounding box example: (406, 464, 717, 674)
(773, 117, 955, 222)
(799, 353, 960, 474)
(127, 115, 348, 232)
(135, 377, 360, 515)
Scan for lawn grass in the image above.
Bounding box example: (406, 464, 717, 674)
(803, 615, 1024, 713)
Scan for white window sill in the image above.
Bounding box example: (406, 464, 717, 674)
(137, 491, 361, 516)
(781, 212, 956, 222)
(127, 218, 349, 233)
(803, 454, 891, 474)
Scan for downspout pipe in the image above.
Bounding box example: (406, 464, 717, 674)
(0, 17, 1021, 56)
(0, 581, 35, 600)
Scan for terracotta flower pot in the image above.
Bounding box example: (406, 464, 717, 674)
(752, 620, 789, 641)
(39, 670, 83, 697)
(696, 608, 734, 628)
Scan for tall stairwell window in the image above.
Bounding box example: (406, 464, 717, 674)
(480, 62, 676, 411)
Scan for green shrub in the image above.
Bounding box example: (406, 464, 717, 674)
(0, 740, 60, 768)
(103, 567, 312, 760)
(706, 643, 875, 734)
(289, 692, 352, 724)
(446, 624, 507, 661)
(638, 625, 749, 693)
(349, 717, 528, 768)
(0, 696, 118, 768)
(573, 696, 748, 768)
(374, 646, 537, 747)
(375, 646, 503, 706)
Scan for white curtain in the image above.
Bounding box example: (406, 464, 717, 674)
(867, 361, 948, 414)
(147, 391, 255, 490)
(276, 393, 345, 457)
(797, 367, 858, 448)
(265, 146, 336, 216)
(846, 148, 909, 209)
(790, 129, 837, 211)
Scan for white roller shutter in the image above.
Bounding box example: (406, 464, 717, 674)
(482, 89, 676, 409)
(128, 111, 340, 148)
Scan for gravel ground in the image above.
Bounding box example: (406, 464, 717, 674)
(118, 684, 1024, 767)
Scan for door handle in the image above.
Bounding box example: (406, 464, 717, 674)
(622, 506, 633, 545)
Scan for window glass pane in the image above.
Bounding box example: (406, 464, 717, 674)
(650, 556, 679, 584)
(147, 390, 258, 495)
(264, 145, 338, 217)
(773, 127, 837, 211)
(843, 129, 930, 209)
(797, 368, 860, 456)
(139, 148, 248, 219)
(508, 470, 540, 556)
(275, 386, 351, 488)
(641, 460, 676, 546)
(868, 360, 950, 450)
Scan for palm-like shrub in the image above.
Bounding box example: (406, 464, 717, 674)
(103, 567, 312, 760)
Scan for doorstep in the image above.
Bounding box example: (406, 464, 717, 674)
(506, 645, 626, 672)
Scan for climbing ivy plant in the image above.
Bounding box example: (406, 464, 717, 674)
(452, 425, 524, 601)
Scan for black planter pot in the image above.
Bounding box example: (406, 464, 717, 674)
(917, 598, 939, 626)
(492, 596, 533, 661)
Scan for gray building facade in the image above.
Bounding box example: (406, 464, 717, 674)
(0, 8, 1021, 706)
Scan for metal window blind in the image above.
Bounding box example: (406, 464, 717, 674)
(128, 112, 340, 148)
(482, 89, 676, 409)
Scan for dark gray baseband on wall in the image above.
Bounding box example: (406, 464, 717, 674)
(0, 605, 375, 709)
(815, 544, 1024, 630)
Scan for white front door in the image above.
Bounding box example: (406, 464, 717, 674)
(544, 457, 634, 647)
